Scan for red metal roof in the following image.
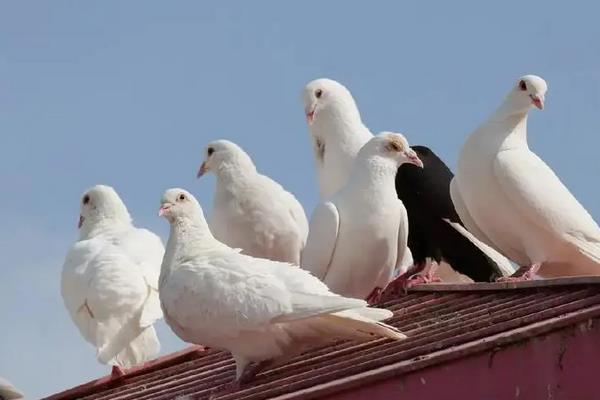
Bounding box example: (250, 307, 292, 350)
(44, 277, 600, 400)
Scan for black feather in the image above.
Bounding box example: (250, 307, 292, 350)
(395, 145, 503, 282)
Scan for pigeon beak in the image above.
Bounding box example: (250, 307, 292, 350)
(305, 104, 317, 125)
(530, 94, 544, 110)
(197, 161, 209, 178)
(158, 203, 173, 217)
(406, 151, 424, 168)
(78, 215, 84, 229)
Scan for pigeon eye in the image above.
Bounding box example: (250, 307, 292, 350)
(178, 194, 186, 201)
(315, 89, 323, 99)
(82, 195, 90, 205)
(207, 147, 214, 156)
(386, 141, 401, 152)
(519, 80, 527, 91)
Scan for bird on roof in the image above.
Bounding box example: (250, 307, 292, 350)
(301, 132, 422, 303)
(158, 188, 406, 393)
(197, 139, 309, 265)
(301, 78, 513, 289)
(61, 185, 163, 378)
(0, 377, 24, 400)
(452, 74, 600, 280)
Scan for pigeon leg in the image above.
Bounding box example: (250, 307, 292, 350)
(422, 261, 442, 283)
(496, 263, 541, 282)
(365, 287, 383, 305)
(111, 365, 125, 379)
(382, 263, 427, 299)
(210, 360, 272, 399)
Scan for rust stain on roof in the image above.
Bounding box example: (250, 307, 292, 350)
(44, 277, 600, 400)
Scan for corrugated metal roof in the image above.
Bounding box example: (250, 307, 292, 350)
(45, 277, 600, 400)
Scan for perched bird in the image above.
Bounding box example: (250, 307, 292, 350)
(158, 188, 406, 391)
(393, 146, 514, 287)
(61, 185, 163, 377)
(301, 78, 512, 286)
(197, 139, 309, 265)
(452, 75, 600, 280)
(0, 377, 24, 400)
(301, 132, 422, 303)
(302, 78, 373, 199)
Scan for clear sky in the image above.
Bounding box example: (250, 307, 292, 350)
(1, 1, 599, 398)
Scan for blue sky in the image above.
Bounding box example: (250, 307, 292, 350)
(1, 1, 599, 397)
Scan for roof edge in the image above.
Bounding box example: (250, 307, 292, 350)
(406, 276, 600, 292)
(273, 302, 600, 400)
(42, 345, 205, 400)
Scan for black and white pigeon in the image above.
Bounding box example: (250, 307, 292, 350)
(395, 145, 514, 287)
(301, 78, 514, 288)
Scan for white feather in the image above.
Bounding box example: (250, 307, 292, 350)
(61, 185, 163, 368)
(205, 140, 309, 265)
(300, 134, 411, 300)
(0, 377, 24, 400)
(159, 188, 405, 380)
(453, 75, 600, 276)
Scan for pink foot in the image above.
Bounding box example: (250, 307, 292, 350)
(111, 365, 125, 379)
(496, 263, 541, 282)
(365, 287, 383, 305)
(381, 272, 429, 300)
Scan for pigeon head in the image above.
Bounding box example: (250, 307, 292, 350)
(78, 185, 131, 231)
(506, 75, 547, 113)
(301, 78, 361, 127)
(159, 188, 203, 222)
(359, 132, 423, 168)
(197, 139, 256, 178)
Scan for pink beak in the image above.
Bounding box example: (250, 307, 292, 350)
(78, 215, 84, 229)
(305, 104, 316, 125)
(197, 161, 208, 178)
(158, 204, 172, 217)
(407, 152, 424, 168)
(531, 94, 544, 110)
(306, 111, 315, 124)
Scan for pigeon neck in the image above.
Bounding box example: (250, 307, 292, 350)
(215, 159, 257, 183)
(79, 217, 132, 240)
(484, 106, 530, 149)
(164, 214, 223, 264)
(348, 157, 398, 193)
(311, 107, 372, 149)
(480, 95, 531, 149)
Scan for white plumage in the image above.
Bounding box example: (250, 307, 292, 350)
(198, 139, 309, 265)
(0, 377, 24, 400)
(301, 78, 510, 282)
(301, 133, 422, 301)
(452, 75, 600, 278)
(158, 188, 405, 386)
(302, 78, 373, 199)
(61, 185, 163, 371)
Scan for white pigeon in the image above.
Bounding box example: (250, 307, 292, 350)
(301, 133, 422, 303)
(158, 188, 406, 389)
(197, 139, 309, 265)
(452, 74, 600, 279)
(61, 185, 164, 376)
(301, 78, 507, 283)
(0, 377, 24, 400)
(302, 78, 373, 199)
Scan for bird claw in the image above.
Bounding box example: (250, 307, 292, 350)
(110, 365, 126, 379)
(496, 263, 540, 282)
(365, 287, 383, 305)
